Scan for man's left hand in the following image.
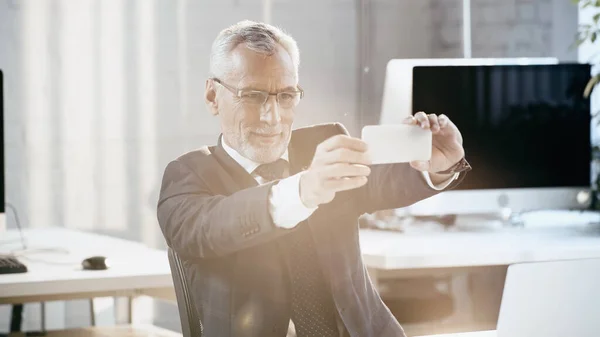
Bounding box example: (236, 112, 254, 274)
(403, 112, 465, 177)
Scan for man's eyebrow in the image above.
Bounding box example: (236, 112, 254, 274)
(239, 85, 298, 92)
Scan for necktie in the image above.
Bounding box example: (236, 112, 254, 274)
(253, 159, 289, 182)
(254, 160, 340, 336)
(286, 224, 340, 336)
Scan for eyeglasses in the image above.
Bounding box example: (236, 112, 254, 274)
(212, 78, 304, 108)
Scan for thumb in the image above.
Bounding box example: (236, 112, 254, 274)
(410, 160, 430, 172)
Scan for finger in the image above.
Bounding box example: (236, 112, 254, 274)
(321, 148, 372, 166)
(321, 163, 371, 179)
(410, 160, 430, 172)
(402, 115, 417, 125)
(428, 114, 440, 133)
(438, 114, 449, 128)
(318, 134, 368, 153)
(414, 111, 430, 129)
(323, 176, 368, 192)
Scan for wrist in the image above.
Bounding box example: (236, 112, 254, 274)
(299, 172, 320, 208)
(428, 172, 455, 185)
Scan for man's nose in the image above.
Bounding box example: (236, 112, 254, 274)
(260, 95, 281, 125)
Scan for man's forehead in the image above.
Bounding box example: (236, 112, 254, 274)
(234, 73, 297, 89)
(226, 44, 297, 85)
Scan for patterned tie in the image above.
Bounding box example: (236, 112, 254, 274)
(253, 159, 340, 337)
(286, 224, 340, 337)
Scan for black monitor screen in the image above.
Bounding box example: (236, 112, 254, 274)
(412, 63, 591, 190)
(1, 70, 4, 213)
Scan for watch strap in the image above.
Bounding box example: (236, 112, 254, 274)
(435, 157, 472, 175)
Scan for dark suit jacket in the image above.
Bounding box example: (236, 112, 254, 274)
(157, 123, 464, 337)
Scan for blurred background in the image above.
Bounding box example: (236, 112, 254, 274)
(0, 0, 598, 336)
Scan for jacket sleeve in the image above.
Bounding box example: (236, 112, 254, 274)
(157, 159, 290, 259)
(355, 162, 465, 214)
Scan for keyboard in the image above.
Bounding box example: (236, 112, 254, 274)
(0, 255, 28, 274)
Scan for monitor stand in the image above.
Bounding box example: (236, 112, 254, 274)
(451, 209, 521, 231)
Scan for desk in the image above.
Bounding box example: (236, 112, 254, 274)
(4, 227, 599, 335)
(417, 332, 496, 337)
(5, 227, 600, 301)
(359, 228, 600, 286)
(0, 228, 174, 306)
(360, 227, 600, 335)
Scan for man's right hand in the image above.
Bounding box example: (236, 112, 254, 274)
(299, 135, 372, 208)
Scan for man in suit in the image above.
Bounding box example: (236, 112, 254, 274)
(157, 20, 470, 337)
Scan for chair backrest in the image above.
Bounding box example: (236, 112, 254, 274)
(168, 247, 203, 337)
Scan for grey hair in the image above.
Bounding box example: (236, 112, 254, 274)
(209, 20, 300, 80)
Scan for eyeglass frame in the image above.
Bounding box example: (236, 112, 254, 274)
(211, 77, 304, 107)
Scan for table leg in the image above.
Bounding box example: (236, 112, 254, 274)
(89, 299, 96, 326)
(10, 304, 23, 332)
(115, 296, 134, 324)
(127, 296, 133, 324)
(41, 302, 46, 332)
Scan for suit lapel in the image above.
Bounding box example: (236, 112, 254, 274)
(211, 136, 259, 190)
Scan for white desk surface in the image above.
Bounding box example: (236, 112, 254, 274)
(3, 225, 600, 302)
(359, 227, 600, 270)
(0, 228, 173, 302)
(417, 332, 496, 337)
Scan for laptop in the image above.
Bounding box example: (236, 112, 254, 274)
(422, 258, 600, 337)
(493, 257, 600, 337)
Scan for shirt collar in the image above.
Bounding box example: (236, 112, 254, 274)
(220, 135, 289, 174)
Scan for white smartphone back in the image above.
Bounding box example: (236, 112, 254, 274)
(361, 124, 432, 164)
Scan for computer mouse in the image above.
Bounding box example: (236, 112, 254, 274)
(81, 256, 109, 270)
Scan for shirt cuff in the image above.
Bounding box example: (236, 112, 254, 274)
(269, 172, 318, 229)
(422, 171, 460, 191)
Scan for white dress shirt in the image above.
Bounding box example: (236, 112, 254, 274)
(221, 139, 458, 229)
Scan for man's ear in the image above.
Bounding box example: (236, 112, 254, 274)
(205, 79, 219, 116)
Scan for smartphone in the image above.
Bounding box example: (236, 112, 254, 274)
(361, 124, 432, 164)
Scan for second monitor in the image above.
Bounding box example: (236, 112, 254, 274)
(390, 60, 592, 216)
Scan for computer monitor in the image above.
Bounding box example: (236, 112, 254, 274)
(0, 70, 4, 232)
(380, 59, 592, 216)
(379, 58, 559, 124)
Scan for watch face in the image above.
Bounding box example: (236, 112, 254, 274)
(456, 158, 472, 172)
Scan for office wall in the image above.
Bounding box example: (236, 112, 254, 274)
(360, 0, 579, 127)
(430, 0, 578, 60)
(0, 0, 580, 333)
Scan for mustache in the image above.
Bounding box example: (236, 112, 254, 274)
(248, 127, 283, 135)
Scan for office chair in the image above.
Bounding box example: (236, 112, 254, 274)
(167, 248, 203, 337)
(384, 276, 455, 324)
